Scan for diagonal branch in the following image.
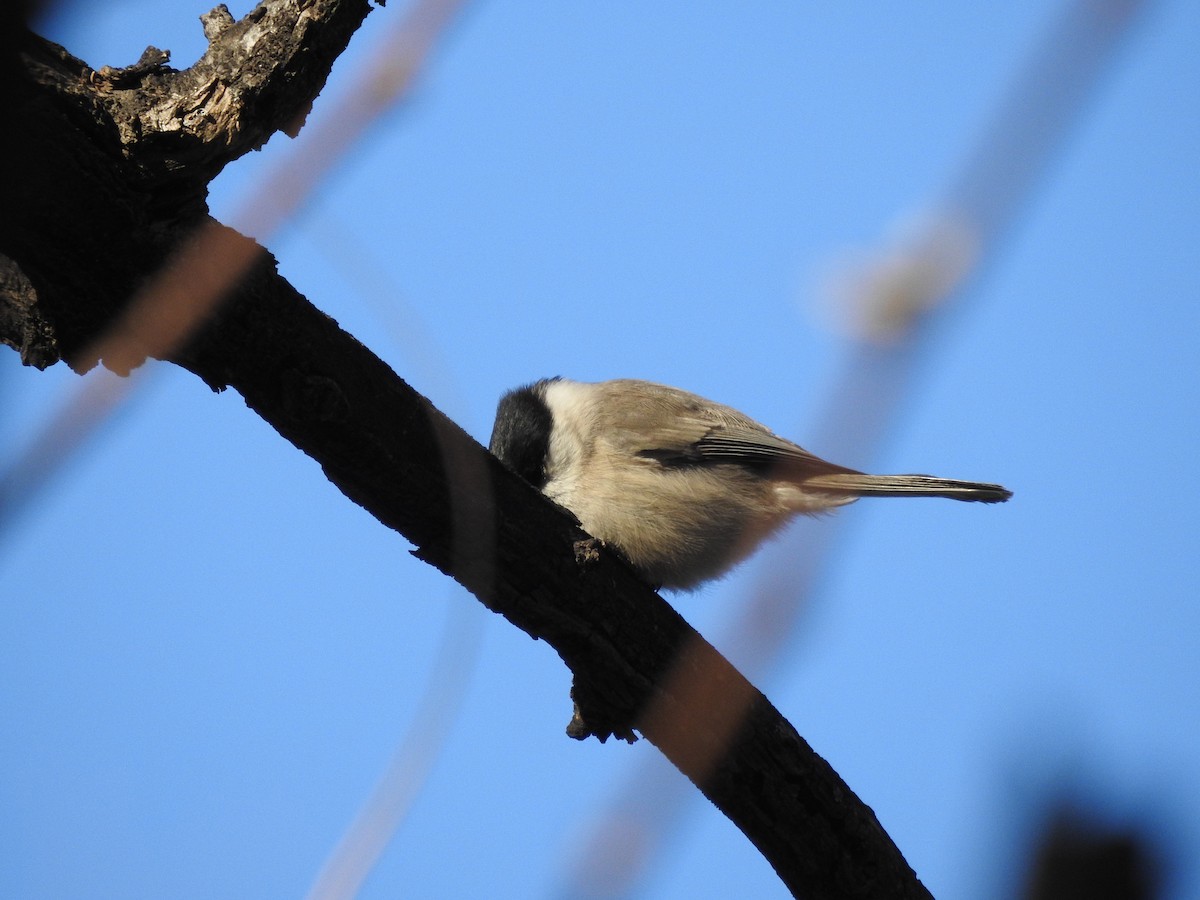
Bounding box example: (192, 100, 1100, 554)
(174, 228, 933, 899)
(0, 5, 932, 898)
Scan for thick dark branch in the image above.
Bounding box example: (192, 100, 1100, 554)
(0, 6, 932, 898)
(168, 230, 931, 899)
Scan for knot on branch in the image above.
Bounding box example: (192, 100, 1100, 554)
(200, 4, 236, 41)
(92, 46, 172, 89)
(282, 371, 351, 424)
(567, 676, 639, 744)
(572, 536, 603, 569)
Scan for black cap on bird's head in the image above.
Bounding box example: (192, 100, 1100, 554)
(489, 378, 558, 489)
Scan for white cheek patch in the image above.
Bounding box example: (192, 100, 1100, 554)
(540, 379, 595, 499)
(541, 379, 593, 421)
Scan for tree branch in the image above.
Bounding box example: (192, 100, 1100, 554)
(0, 5, 932, 897)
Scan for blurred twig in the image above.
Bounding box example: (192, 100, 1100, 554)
(561, 1, 1150, 894)
(4, 2, 480, 895)
(0, 0, 466, 535)
(297, 200, 485, 900)
(305, 593, 485, 900)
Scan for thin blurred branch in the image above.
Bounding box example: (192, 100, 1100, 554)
(4, 4, 479, 890)
(562, 0, 1150, 894)
(0, 4, 938, 897)
(0, 0, 378, 526)
(298, 210, 486, 900)
(0, 0, 464, 530)
(306, 594, 486, 900)
(832, 0, 1149, 342)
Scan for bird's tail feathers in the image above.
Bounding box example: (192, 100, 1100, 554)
(803, 473, 1012, 503)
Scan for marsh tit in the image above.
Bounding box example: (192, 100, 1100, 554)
(489, 377, 1011, 590)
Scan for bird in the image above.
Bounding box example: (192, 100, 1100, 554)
(489, 377, 1011, 590)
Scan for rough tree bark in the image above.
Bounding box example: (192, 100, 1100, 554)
(0, 4, 932, 898)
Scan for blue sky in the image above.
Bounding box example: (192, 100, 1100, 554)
(3, 1, 1199, 897)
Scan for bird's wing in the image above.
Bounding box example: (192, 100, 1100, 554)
(690, 422, 859, 476)
(597, 380, 855, 476)
(694, 425, 830, 465)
